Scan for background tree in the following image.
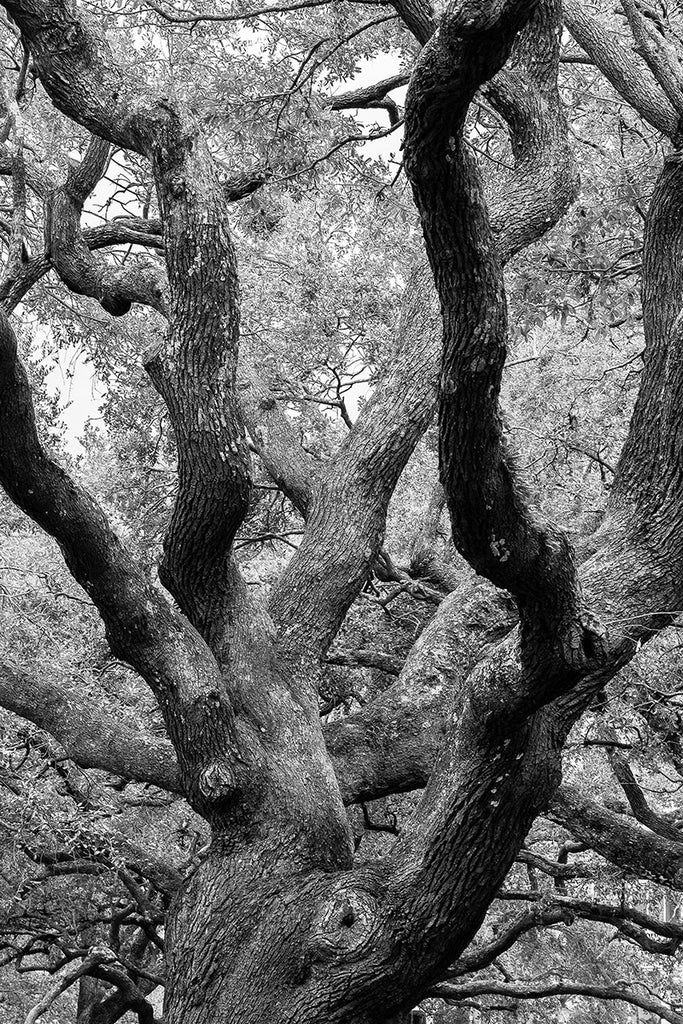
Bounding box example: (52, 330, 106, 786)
(2, 0, 683, 1022)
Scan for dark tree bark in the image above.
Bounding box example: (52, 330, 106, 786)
(2, 0, 683, 1022)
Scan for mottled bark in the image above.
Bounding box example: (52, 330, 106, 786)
(325, 577, 515, 803)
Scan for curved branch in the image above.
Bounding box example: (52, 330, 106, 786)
(1, 2, 171, 155)
(0, 662, 181, 792)
(449, 907, 567, 976)
(46, 136, 166, 316)
(493, 890, 683, 944)
(0, 308, 248, 815)
(563, 0, 677, 137)
(0, 2, 356, 852)
(24, 950, 119, 1024)
(0, 142, 311, 538)
(431, 978, 683, 1024)
(612, 149, 683, 538)
(444, 890, 683, 978)
(549, 784, 683, 889)
(607, 743, 683, 843)
(404, 0, 601, 678)
(484, 0, 579, 264)
(515, 847, 592, 880)
(267, 0, 578, 665)
(5, 0, 253, 649)
(325, 577, 512, 803)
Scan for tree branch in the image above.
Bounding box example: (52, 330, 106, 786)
(563, 0, 677, 137)
(266, 0, 579, 667)
(0, 662, 181, 793)
(549, 784, 683, 889)
(327, 74, 408, 125)
(389, 0, 436, 43)
(404, 0, 603, 682)
(0, 306, 252, 815)
(443, 888, 683, 979)
(236, 353, 320, 516)
(4, 0, 252, 651)
(325, 648, 403, 676)
(0, 2, 359, 857)
(46, 136, 166, 316)
(24, 949, 119, 1024)
(611, 142, 683, 542)
(607, 742, 683, 843)
(408, 479, 461, 592)
(483, 0, 579, 264)
(431, 977, 683, 1024)
(267, 261, 440, 663)
(620, 0, 683, 117)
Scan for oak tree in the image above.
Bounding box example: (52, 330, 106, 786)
(2, 0, 683, 1022)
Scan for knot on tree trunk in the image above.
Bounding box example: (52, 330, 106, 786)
(557, 613, 608, 671)
(309, 884, 380, 964)
(197, 757, 240, 803)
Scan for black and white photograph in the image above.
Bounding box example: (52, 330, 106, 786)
(1, 1, 682, 1022)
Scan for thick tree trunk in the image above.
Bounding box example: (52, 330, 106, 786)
(164, 855, 373, 1024)
(163, 858, 474, 1024)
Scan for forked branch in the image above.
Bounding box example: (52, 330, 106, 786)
(2, 0, 252, 650)
(269, 0, 580, 665)
(0, 306, 246, 815)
